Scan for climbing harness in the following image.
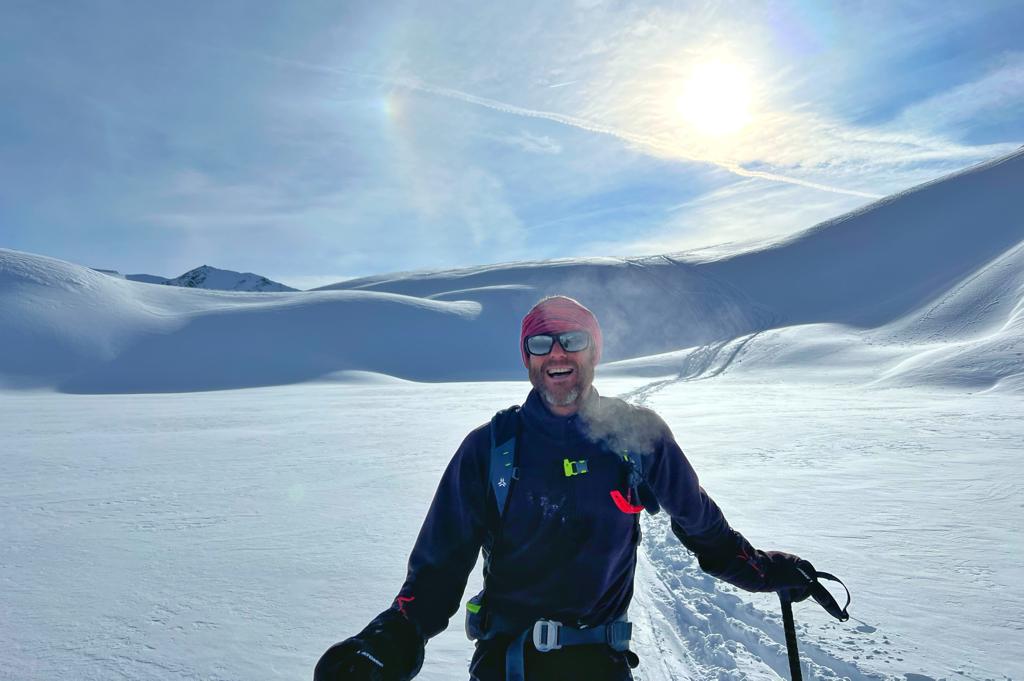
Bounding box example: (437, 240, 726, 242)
(505, 616, 633, 681)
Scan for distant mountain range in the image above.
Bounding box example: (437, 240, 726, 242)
(96, 265, 297, 292)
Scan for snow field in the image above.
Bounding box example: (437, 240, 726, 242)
(2, 377, 1020, 680)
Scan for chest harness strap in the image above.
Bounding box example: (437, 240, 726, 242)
(488, 407, 520, 519)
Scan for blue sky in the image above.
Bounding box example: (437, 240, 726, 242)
(1, 1, 1022, 289)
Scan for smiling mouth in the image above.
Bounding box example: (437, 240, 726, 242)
(546, 367, 575, 378)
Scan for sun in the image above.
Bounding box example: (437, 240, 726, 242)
(676, 60, 753, 137)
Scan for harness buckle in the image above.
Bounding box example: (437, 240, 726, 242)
(532, 619, 562, 652)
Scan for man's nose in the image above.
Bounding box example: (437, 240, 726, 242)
(549, 342, 568, 359)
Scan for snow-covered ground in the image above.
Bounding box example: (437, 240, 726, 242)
(2, 378, 1020, 681)
(2, 148, 1023, 679)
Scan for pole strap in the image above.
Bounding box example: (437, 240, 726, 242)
(808, 571, 851, 622)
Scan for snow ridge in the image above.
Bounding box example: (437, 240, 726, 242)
(1, 148, 1023, 392)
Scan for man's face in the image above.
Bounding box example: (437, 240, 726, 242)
(526, 332, 596, 415)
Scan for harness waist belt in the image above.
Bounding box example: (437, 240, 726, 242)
(506, 618, 632, 681)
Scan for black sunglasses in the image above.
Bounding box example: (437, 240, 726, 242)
(524, 330, 591, 356)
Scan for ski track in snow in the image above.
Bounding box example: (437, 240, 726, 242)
(618, 332, 763, 407)
(611, 358, 1022, 681)
(630, 514, 891, 681)
(621, 374, 846, 680)
(617, 363, 902, 681)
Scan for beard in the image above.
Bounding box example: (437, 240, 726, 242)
(543, 384, 580, 407)
(528, 353, 595, 410)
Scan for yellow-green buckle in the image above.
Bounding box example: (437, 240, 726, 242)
(563, 458, 588, 477)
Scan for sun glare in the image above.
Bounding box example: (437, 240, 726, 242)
(676, 60, 753, 137)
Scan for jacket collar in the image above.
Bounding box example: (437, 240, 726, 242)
(521, 386, 600, 443)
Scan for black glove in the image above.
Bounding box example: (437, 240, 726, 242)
(762, 551, 816, 603)
(315, 640, 387, 681)
(315, 609, 425, 681)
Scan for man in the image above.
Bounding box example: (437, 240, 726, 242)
(316, 296, 818, 681)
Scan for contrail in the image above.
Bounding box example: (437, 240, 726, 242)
(719, 164, 883, 199)
(257, 53, 883, 200)
(404, 77, 882, 200)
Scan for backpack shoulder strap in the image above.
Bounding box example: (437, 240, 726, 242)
(619, 448, 661, 515)
(489, 405, 521, 519)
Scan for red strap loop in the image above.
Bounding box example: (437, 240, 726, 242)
(610, 490, 644, 514)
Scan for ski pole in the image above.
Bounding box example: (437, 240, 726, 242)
(778, 570, 851, 681)
(780, 595, 802, 681)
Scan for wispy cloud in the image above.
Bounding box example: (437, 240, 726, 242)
(139, 26, 1024, 276)
(410, 78, 902, 202)
(5, 2, 1022, 283)
(145, 159, 531, 277)
(257, 53, 883, 199)
(487, 131, 563, 155)
(896, 52, 1024, 133)
(256, 24, 1020, 207)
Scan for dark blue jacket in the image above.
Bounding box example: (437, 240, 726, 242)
(393, 388, 771, 640)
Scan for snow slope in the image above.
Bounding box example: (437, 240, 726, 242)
(0, 250, 770, 391)
(0, 249, 490, 391)
(3, 149, 1022, 393)
(323, 149, 1024, 327)
(702, 150, 1024, 328)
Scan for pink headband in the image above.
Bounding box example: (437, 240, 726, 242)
(520, 296, 603, 367)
